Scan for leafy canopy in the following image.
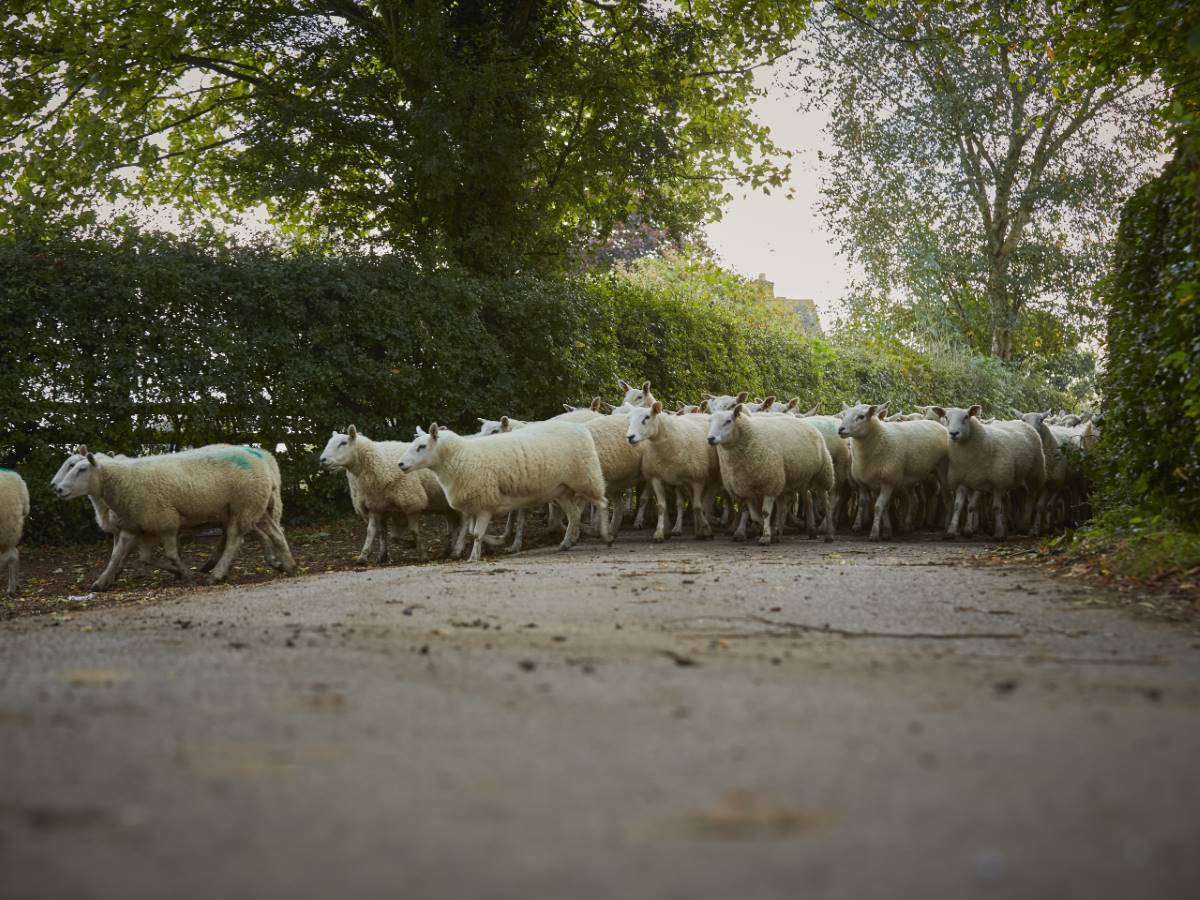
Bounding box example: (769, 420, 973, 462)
(802, 0, 1165, 361)
(0, 1, 808, 272)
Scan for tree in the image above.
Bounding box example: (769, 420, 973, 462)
(0, 1, 808, 274)
(801, 0, 1164, 360)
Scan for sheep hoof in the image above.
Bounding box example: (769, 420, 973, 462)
(352, 554, 368, 564)
(758, 535, 772, 546)
(652, 533, 666, 543)
(823, 535, 833, 543)
(204, 573, 227, 586)
(943, 531, 957, 541)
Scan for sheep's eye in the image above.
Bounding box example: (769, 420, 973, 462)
(339, 440, 347, 447)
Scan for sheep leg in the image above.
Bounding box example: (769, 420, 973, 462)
(506, 509, 527, 553)
(732, 504, 749, 541)
(820, 490, 835, 542)
(558, 500, 582, 551)
(377, 515, 392, 564)
(205, 521, 245, 584)
(853, 487, 872, 533)
(964, 491, 980, 538)
(258, 518, 299, 574)
(248, 526, 281, 569)
(463, 511, 491, 562)
(634, 487, 653, 529)
(1, 547, 18, 597)
(869, 485, 894, 541)
(993, 491, 1008, 541)
(690, 482, 713, 539)
(759, 495, 777, 545)
(945, 486, 967, 539)
(355, 514, 381, 563)
(159, 533, 194, 582)
(92, 530, 139, 591)
(804, 491, 816, 539)
(609, 491, 626, 540)
(672, 487, 686, 537)
(651, 478, 670, 542)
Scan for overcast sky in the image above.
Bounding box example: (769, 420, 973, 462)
(703, 63, 852, 328)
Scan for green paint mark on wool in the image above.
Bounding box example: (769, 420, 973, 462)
(0, 468, 14, 474)
(241, 447, 265, 459)
(198, 448, 256, 470)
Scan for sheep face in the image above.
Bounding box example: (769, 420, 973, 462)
(618, 379, 653, 408)
(1019, 410, 1051, 431)
(54, 453, 98, 499)
(626, 402, 663, 446)
(706, 405, 744, 446)
(319, 428, 357, 469)
(939, 406, 982, 443)
(705, 391, 749, 413)
(837, 404, 885, 438)
(477, 418, 507, 436)
(50, 453, 85, 491)
(398, 426, 439, 472)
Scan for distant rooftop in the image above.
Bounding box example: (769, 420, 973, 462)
(754, 274, 822, 337)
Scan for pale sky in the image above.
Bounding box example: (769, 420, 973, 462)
(704, 64, 851, 329)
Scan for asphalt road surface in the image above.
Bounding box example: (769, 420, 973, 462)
(2, 534, 1198, 900)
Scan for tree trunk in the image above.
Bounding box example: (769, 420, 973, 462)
(986, 258, 1015, 361)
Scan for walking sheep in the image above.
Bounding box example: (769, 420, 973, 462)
(933, 406, 1045, 540)
(1, 469, 30, 596)
(707, 405, 835, 544)
(626, 401, 721, 542)
(398, 421, 612, 562)
(54, 445, 296, 590)
(837, 404, 949, 541)
(320, 427, 461, 563)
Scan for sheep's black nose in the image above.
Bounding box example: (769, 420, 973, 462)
(626, 435, 636, 445)
(707, 436, 717, 445)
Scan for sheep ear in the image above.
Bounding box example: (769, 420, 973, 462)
(347, 425, 358, 439)
(86, 452, 96, 466)
(590, 397, 601, 411)
(477, 417, 488, 424)
(650, 400, 663, 416)
(618, 378, 631, 391)
(415, 425, 427, 437)
(763, 395, 776, 408)
(563, 403, 575, 412)
(76, 444, 89, 456)
(702, 393, 715, 401)
(785, 398, 799, 411)
(700, 399, 710, 411)
(877, 403, 889, 417)
(429, 423, 440, 439)
(931, 406, 946, 419)
(865, 404, 878, 418)
(736, 391, 748, 403)
(500, 416, 509, 427)
(599, 401, 614, 412)
(641, 381, 651, 394)
(733, 403, 744, 418)
(801, 404, 818, 417)
(968, 404, 982, 419)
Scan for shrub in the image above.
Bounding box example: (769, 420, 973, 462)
(0, 226, 1066, 543)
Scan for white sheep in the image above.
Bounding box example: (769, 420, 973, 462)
(54, 444, 296, 590)
(933, 406, 1046, 540)
(320, 426, 460, 563)
(837, 404, 949, 541)
(617, 379, 656, 409)
(794, 411, 854, 531)
(51, 446, 291, 574)
(626, 401, 721, 541)
(703, 391, 749, 413)
(554, 398, 605, 423)
(398, 421, 611, 562)
(0, 468, 30, 596)
(582, 414, 644, 538)
(707, 405, 834, 544)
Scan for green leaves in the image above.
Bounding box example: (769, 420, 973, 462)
(0, 1, 808, 274)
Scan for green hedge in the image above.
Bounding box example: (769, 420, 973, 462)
(0, 227, 1066, 543)
(1098, 139, 1200, 525)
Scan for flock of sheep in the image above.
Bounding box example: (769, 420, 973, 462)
(0, 378, 1099, 597)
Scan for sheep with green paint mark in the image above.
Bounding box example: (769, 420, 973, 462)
(53, 445, 296, 590)
(0, 468, 30, 596)
(51, 446, 291, 575)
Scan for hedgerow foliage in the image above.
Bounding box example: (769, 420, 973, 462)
(1097, 140, 1200, 524)
(0, 227, 1065, 542)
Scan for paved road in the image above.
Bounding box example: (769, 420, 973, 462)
(1, 535, 1198, 900)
